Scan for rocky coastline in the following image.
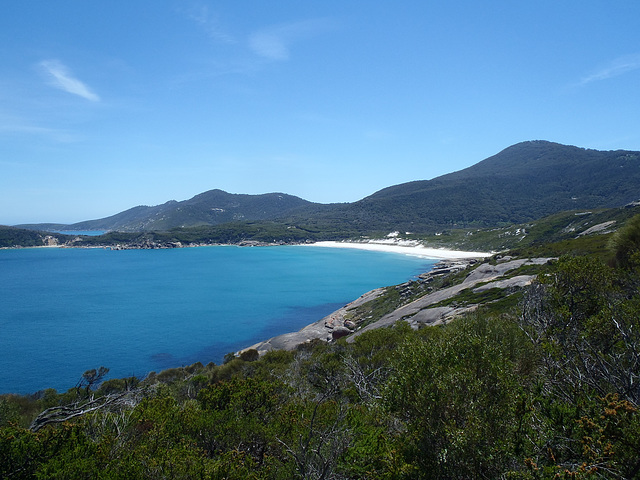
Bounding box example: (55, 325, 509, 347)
(241, 255, 553, 357)
(0, 236, 302, 250)
(241, 258, 477, 355)
(105, 239, 298, 250)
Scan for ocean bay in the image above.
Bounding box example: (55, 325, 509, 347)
(0, 245, 435, 394)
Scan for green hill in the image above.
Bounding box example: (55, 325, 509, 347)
(15, 141, 640, 238)
(19, 190, 324, 232)
(302, 140, 640, 233)
(0, 225, 71, 248)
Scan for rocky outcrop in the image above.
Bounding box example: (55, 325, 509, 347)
(43, 235, 59, 247)
(349, 257, 552, 339)
(108, 240, 183, 250)
(473, 275, 535, 292)
(577, 221, 617, 236)
(243, 287, 386, 355)
(240, 256, 555, 357)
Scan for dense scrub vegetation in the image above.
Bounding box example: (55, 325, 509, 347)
(27, 205, 629, 256)
(0, 226, 70, 248)
(72, 220, 359, 248)
(6, 201, 639, 255)
(3, 215, 640, 478)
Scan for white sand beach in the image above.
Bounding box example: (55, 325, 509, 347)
(303, 240, 491, 259)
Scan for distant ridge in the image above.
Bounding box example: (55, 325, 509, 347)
(301, 140, 640, 232)
(18, 190, 325, 233)
(16, 141, 640, 234)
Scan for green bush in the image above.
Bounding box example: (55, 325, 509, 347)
(610, 213, 640, 268)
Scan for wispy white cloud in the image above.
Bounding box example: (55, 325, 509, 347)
(579, 53, 640, 85)
(249, 19, 334, 61)
(38, 59, 100, 102)
(182, 3, 235, 44)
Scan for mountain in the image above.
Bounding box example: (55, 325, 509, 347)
(295, 140, 640, 233)
(19, 190, 324, 232)
(17, 141, 640, 234)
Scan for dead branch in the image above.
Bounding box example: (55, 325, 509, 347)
(30, 389, 140, 432)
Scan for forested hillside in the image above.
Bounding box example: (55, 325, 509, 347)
(2, 210, 640, 478)
(0, 225, 70, 248)
(18, 190, 325, 233)
(16, 141, 640, 235)
(300, 141, 640, 232)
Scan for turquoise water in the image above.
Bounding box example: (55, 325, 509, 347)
(0, 246, 435, 394)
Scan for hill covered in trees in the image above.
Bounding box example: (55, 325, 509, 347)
(296, 140, 640, 233)
(0, 225, 71, 248)
(17, 190, 326, 233)
(15, 141, 640, 235)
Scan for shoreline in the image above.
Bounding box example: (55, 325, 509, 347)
(300, 240, 491, 260)
(242, 243, 491, 356)
(1, 239, 492, 258)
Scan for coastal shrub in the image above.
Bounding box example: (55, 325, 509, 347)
(610, 213, 640, 268)
(0, 397, 21, 427)
(239, 349, 295, 382)
(518, 255, 640, 477)
(0, 391, 59, 428)
(385, 314, 534, 478)
(97, 376, 140, 395)
(223, 351, 236, 364)
(239, 348, 259, 362)
(258, 349, 294, 366)
(211, 358, 245, 382)
(156, 367, 187, 383)
(184, 361, 204, 374)
(78, 366, 110, 396)
(196, 378, 293, 472)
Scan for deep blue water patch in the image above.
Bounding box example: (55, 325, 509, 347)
(0, 245, 435, 394)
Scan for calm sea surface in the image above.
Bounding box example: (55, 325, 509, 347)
(0, 245, 435, 394)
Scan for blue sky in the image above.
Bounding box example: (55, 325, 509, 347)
(2, 1, 640, 224)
